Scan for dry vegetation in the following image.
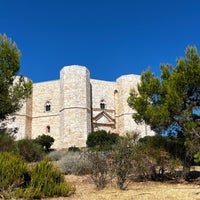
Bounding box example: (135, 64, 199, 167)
(45, 174, 200, 200)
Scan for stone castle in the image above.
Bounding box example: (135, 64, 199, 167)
(13, 65, 154, 149)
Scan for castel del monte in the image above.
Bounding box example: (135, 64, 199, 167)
(12, 65, 154, 149)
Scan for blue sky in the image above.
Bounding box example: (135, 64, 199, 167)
(1, 0, 200, 83)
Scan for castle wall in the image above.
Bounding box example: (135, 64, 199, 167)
(10, 115, 26, 140)
(24, 95, 33, 138)
(10, 95, 32, 140)
(90, 79, 116, 132)
(60, 66, 91, 148)
(31, 80, 61, 148)
(7, 77, 32, 139)
(90, 79, 116, 111)
(12, 65, 154, 149)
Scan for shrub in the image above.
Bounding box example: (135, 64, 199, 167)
(132, 143, 160, 180)
(0, 152, 30, 198)
(194, 152, 200, 165)
(0, 130, 16, 152)
(86, 150, 111, 190)
(86, 130, 120, 149)
(132, 143, 182, 181)
(48, 150, 64, 161)
(35, 134, 54, 152)
(16, 158, 75, 199)
(139, 135, 185, 161)
(17, 138, 45, 162)
(68, 145, 81, 152)
(138, 135, 186, 179)
(0, 153, 75, 199)
(112, 135, 135, 189)
(58, 151, 91, 175)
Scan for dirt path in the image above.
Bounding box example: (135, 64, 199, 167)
(45, 175, 200, 200)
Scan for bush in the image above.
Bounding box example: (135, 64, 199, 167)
(68, 146, 81, 152)
(58, 151, 91, 175)
(132, 143, 182, 181)
(86, 150, 111, 190)
(139, 135, 185, 161)
(86, 130, 120, 149)
(0, 130, 16, 152)
(111, 135, 135, 189)
(0, 152, 30, 198)
(194, 152, 200, 165)
(16, 157, 75, 199)
(0, 153, 75, 199)
(35, 134, 54, 152)
(17, 138, 45, 162)
(138, 135, 186, 179)
(48, 150, 64, 161)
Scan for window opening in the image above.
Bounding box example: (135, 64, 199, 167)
(100, 99, 106, 109)
(45, 102, 51, 112)
(46, 125, 50, 133)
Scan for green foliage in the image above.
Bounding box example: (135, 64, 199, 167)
(128, 46, 200, 173)
(35, 134, 55, 152)
(132, 142, 181, 181)
(111, 135, 182, 186)
(131, 143, 157, 180)
(194, 152, 200, 165)
(139, 135, 185, 161)
(138, 135, 185, 179)
(0, 153, 75, 199)
(86, 150, 111, 190)
(0, 129, 16, 152)
(86, 130, 120, 149)
(16, 157, 75, 199)
(0, 34, 32, 122)
(0, 152, 30, 197)
(128, 46, 200, 136)
(112, 135, 135, 189)
(68, 145, 81, 152)
(17, 138, 45, 162)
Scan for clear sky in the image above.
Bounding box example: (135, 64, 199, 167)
(1, 0, 200, 83)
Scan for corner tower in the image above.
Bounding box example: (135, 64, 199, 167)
(116, 74, 154, 137)
(60, 65, 92, 147)
(116, 74, 140, 135)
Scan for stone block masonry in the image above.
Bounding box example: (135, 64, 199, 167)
(13, 65, 154, 149)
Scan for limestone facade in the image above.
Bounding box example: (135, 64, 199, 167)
(14, 65, 154, 149)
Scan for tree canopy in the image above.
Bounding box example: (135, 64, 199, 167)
(86, 130, 120, 149)
(0, 34, 32, 123)
(35, 134, 55, 152)
(128, 46, 200, 170)
(128, 46, 200, 139)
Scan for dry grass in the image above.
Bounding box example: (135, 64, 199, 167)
(45, 174, 200, 200)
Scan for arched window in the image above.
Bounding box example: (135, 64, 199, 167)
(100, 99, 106, 109)
(46, 125, 50, 133)
(45, 102, 51, 112)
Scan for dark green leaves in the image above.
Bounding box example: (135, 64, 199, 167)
(128, 46, 200, 136)
(0, 34, 32, 122)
